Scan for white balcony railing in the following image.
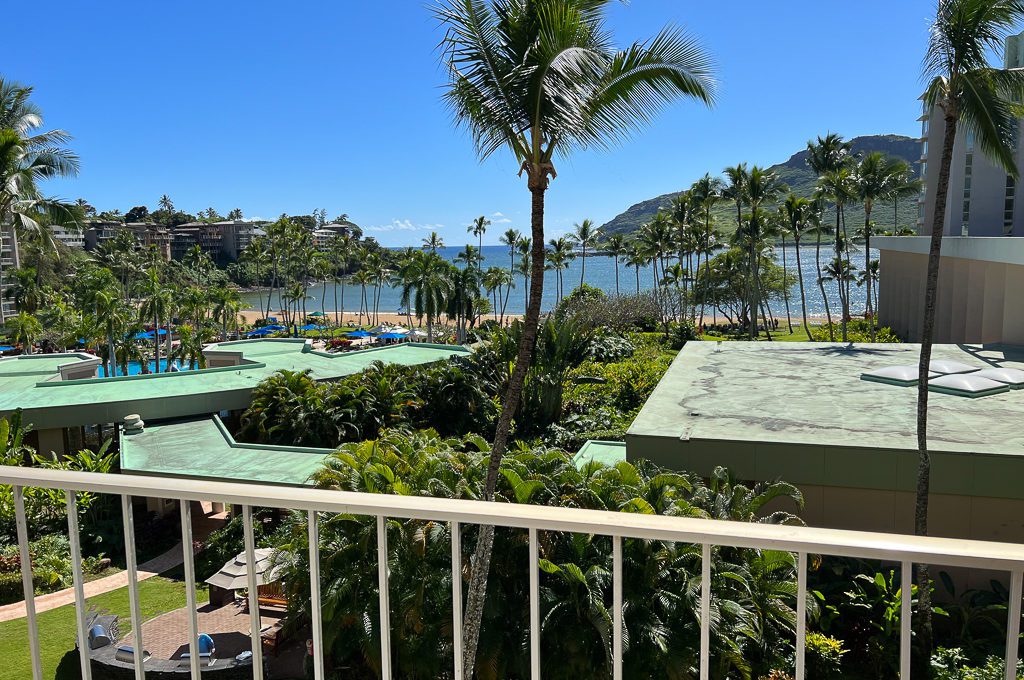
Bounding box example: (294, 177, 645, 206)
(5, 464, 1024, 680)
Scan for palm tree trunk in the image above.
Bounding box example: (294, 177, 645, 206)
(914, 112, 957, 666)
(815, 229, 834, 341)
(579, 246, 586, 288)
(613, 256, 620, 295)
(463, 182, 548, 678)
(864, 203, 876, 342)
(795, 238, 811, 339)
(153, 313, 161, 373)
(781, 234, 793, 334)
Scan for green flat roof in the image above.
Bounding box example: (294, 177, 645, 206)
(574, 440, 627, 468)
(121, 415, 331, 486)
(626, 342, 1024, 499)
(0, 340, 471, 429)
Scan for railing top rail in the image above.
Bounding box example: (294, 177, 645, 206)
(4, 465, 1024, 571)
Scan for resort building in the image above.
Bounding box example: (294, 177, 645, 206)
(876, 31, 1024, 343)
(312, 222, 356, 251)
(170, 221, 223, 260)
(0, 225, 19, 320)
(216, 219, 264, 260)
(84, 221, 173, 259)
(625, 341, 1024, 545)
(916, 30, 1024, 237)
(51, 224, 85, 250)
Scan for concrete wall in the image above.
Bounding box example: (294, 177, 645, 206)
(876, 236, 1024, 344)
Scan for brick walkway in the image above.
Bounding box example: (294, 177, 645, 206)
(0, 501, 228, 623)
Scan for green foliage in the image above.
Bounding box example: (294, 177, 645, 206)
(278, 430, 805, 680)
(932, 648, 1024, 680)
(805, 632, 847, 679)
(553, 284, 607, 322)
(810, 320, 901, 343)
(552, 291, 661, 332)
(586, 329, 635, 362)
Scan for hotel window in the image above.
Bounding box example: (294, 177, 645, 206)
(1006, 176, 1017, 235)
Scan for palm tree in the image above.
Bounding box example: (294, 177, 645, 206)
(436, 1, 716, 671)
(403, 250, 451, 342)
(741, 167, 787, 339)
(782, 195, 814, 339)
(723, 164, 749, 329)
(570, 218, 600, 287)
(855, 152, 910, 339)
(4, 311, 41, 354)
(0, 79, 81, 322)
(351, 269, 373, 327)
(817, 166, 858, 340)
(690, 173, 724, 324)
(468, 215, 490, 262)
(139, 268, 171, 372)
(516, 237, 531, 311)
(421, 231, 445, 254)
(913, 0, 1024, 652)
(211, 286, 242, 340)
(331, 233, 356, 326)
(546, 236, 575, 302)
(625, 243, 647, 294)
(600, 233, 627, 295)
(889, 168, 924, 234)
(241, 237, 269, 319)
(158, 194, 174, 215)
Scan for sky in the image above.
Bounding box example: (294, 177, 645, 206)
(9, 1, 939, 245)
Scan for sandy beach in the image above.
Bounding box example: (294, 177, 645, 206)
(237, 308, 829, 328)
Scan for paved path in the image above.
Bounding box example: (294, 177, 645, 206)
(0, 501, 227, 623)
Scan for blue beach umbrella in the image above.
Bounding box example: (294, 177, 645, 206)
(378, 332, 408, 340)
(346, 330, 372, 338)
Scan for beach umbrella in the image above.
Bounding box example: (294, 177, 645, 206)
(308, 312, 325, 317)
(298, 324, 327, 331)
(204, 548, 281, 591)
(247, 327, 274, 337)
(261, 324, 286, 331)
(0, 345, 14, 351)
(346, 330, 372, 338)
(378, 332, 408, 340)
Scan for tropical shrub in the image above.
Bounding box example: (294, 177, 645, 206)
(553, 291, 661, 332)
(585, 329, 635, 362)
(274, 430, 807, 680)
(805, 632, 847, 679)
(932, 648, 1024, 680)
(810, 320, 901, 343)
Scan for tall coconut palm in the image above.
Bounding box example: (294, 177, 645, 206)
(817, 166, 858, 341)
(570, 218, 600, 287)
(436, 1, 716, 671)
(139, 268, 171, 372)
(741, 167, 787, 339)
(241, 236, 269, 319)
(914, 0, 1024, 653)
(625, 243, 647, 294)
(601, 232, 627, 294)
(0, 79, 81, 322)
(690, 174, 724, 324)
(855, 152, 910, 339)
(331, 233, 356, 326)
(546, 236, 575, 302)
(782, 195, 813, 339)
(468, 215, 490, 262)
(421, 231, 445, 254)
(403, 250, 451, 342)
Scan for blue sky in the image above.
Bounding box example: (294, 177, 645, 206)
(11, 1, 937, 245)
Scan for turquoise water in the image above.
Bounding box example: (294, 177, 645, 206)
(99, 359, 190, 377)
(240, 244, 876, 319)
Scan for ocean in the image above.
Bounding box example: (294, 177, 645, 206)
(239, 244, 876, 320)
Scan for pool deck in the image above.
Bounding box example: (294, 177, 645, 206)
(0, 339, 471, 429)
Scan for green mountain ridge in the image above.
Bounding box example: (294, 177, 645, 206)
(599, 134, 921, 238)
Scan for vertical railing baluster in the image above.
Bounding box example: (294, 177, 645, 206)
(1005, 570, 1023, 680)
(180, 500, 201, 680)
(700, 543, 711, 680)
(900, 561, 912, 679)
(796, 552, 807, 680)
(530, 527, 540, 680)
(243, 505, 265, 680)
(14, 487, 42, 680)
(308, 510, 325, 680)
(451, 521, 463, 680)
(121, 495, 145, 680)
(613, 535, 623, 680)
(66, 491, 92, 680)
(377, 515, 392, 680)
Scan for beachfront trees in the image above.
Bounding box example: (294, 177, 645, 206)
(855, 152, 910, 340)
(740, 166, 787, 339)
(436, 0, 716, 671)
(403, 250, 451, 342)
(915, 0, 1024, 657)
(468, 215, 490, 261)
(600, 233, 627, 295)
(546, 237, 575, 303)
(422, 231, 444, 254)
(816, 166, 857, 341)
(0, 79, 81, 322)
(139, 269, 170, 372)
(690, 173, 724, 324)
(570, 218, 600, 287)
(330, 233, 356, 326)
(782, 195, 814, 339)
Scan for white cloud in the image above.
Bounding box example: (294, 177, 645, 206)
(365, 219, 444, 233)
(490, 211, 512, 224)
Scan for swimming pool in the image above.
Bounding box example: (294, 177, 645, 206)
(98, 359, 193, 377)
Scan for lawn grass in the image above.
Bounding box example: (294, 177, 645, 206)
(0, 576, 208, 680)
